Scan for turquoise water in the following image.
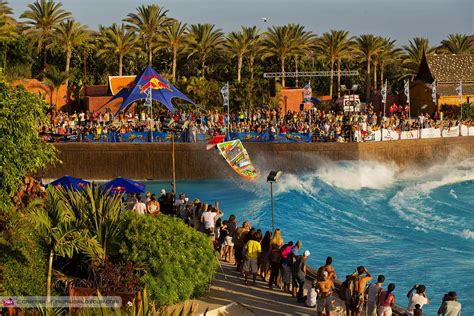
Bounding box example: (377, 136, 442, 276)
(146, 158, 474, 315)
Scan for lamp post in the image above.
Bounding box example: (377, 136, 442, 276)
(267, 171, 282, 232)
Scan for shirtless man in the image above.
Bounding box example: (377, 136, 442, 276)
(316, 271, 335, 316)
(352, 266, 372, 316)
(317, 256, 337, 281)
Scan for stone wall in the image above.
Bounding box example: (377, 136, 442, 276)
(44, 137, 474, 180)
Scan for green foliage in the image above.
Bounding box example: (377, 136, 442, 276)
(0, 81, 57, 209)
(118, 212, 217, 306)
(0, 211, 48, 296)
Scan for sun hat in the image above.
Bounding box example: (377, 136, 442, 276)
(304, 250, 311, 257)
(160, 189, 166, 195)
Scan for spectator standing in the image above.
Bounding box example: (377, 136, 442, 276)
(377, 283, 396, 316)
(406, 285, 429, 316)
(437, 292, 461, 316)
(366, 275, 385, 316)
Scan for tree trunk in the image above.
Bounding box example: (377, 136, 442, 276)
(249, 56, 254, 80)
(237, 54, 242, 83)
(43, 42, 47, 74)
(380, 62, 385, 88)
(295, 56, 299, 87)
(366, 57, 371, 102)
(46, 250, 54, 309)
(119, 54, 123, 76)
(337, 59, 341, 98)
(65, 49, 71, 88)
(172, 48, 177, 83)
(373, 61, 378, 92)
(201, 57, 206, 78)
(148, 41, 153, 66)
(281, 57, 285, 87)
(329, 59, 334, 98)
(56, 88, 59, 109)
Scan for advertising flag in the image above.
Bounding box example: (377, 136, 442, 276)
(381, 80, 387, 104)
(431, 79, 437, 104)
(144, 84, 152, 107)
(221, 83, 229, 107)
(404, 80, 410, 104)
(304, 81, 311, 102)
(456, 80, 462, 103)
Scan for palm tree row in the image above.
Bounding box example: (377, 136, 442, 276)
(4, 0, 474, 100)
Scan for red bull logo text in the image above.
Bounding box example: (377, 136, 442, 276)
(140, 77, 172, 93)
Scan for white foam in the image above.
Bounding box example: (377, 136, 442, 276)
(449, 189, 458, 199)
(461, 229, 474, 240)
(315, 161, 398, 190)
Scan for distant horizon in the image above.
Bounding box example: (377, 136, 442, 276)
(8, 0, 473, 46)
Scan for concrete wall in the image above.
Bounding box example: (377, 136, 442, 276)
(44, 137, 474, 181)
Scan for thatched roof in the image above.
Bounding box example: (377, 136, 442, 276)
(416, 53, 474, 83)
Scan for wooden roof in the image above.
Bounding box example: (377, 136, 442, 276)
(416, 53, 474, 83)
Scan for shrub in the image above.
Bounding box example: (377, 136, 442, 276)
(118, 213, 217, 306)
(0, 212, 47, 295)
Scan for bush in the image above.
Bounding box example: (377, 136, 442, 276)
(0, 212, 47, 296)
(118, 213, 217, 306)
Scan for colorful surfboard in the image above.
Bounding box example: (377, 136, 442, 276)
(216, 140, 258, 181)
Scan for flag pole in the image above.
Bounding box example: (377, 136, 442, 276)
(227, 81, 230, 138)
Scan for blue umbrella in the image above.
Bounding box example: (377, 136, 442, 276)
(311, 97, 321, 104)
(104, 177, 145, 194)
(49, 175, 90, 191)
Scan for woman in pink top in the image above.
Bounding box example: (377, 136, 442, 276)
(377, 283, 396, 316)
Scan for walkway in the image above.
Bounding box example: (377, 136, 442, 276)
(193, 260, 346, 316)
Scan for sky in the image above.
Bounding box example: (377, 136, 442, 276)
(9, 0, 474, 45)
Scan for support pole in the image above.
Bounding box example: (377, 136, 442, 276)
(172, 131, 176, 194)
(270, 181, 274, 233)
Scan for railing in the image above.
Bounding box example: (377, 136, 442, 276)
(42, 125, 473, 144)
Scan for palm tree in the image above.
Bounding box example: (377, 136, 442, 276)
(43, 66, 68, 107)
(353, 34, 385, 101)
(0, 0, 16, 42)
(262, 25, 298, 87)
(440, 33, 473, 54)
(50, 19, 90, 88)
(287, 24, 315, 86)
(187, 23, 225, 78)
(159, 20, 188, 83)
(20, 0, 71, 70)
(63, 186, 123, 260)
(377, 38, 402, 88)
(402, 37, 435, 77)
(124, 4, 169, 65)
(28, 188, 102, 308)
(243, 26, 263, 81)
(225, 29, 249, 83)
(315, 30, 353, 98)
(96, 23, 137, 76)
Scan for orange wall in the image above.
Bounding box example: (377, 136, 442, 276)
(11, 79, 68, 110)
(280, 88, 312, 113)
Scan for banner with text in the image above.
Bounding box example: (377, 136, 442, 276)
(420, 128, 442, 139)
(382, 129, 399, 141)
(400, 130, 419, 140)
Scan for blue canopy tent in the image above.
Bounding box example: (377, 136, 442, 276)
(100, 66, 196, 115)
(48, 175, 90, 191)
(104, 177, 145, 194)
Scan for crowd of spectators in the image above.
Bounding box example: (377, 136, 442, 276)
(126, 188, 462, 316)
(40, 104, 471, 143)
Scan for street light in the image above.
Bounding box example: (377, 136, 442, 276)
(267, 171, 282, 232)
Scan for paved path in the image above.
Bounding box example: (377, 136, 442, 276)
(194, 261, 346, 316)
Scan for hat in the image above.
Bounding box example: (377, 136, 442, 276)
(303, 250, 311, 257)
(193, 198, 200, 204)
(160, 189, 166, 195)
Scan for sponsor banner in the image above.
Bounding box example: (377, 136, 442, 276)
(229, 132, 311, 143)
(382, 129, 399, 141)
(82, 133, 116, 143)
(117, 132, 149, 143)
(460, 125, 474, 136)
(420, 128, 442, 139)
(400, 130, 419, 140)
(442, 126, 460, 138)
(364, 130, 382, 142)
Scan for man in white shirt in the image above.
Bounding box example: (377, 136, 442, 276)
(406, 284, 429, 315)
(132, 196, 147, 215)
(201, 202, 223, 236)
(366, 275, 385, 316)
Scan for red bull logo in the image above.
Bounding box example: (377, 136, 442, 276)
(140, 77, 172, 93)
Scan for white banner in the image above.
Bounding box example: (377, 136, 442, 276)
(400, 130, 419, 140)
(442, 126, 460, 138)
(364, 130, 381, 142)
(460, 125, 474, 136)
(421, 128, 442, 139)
(382, 129, 399, 141)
